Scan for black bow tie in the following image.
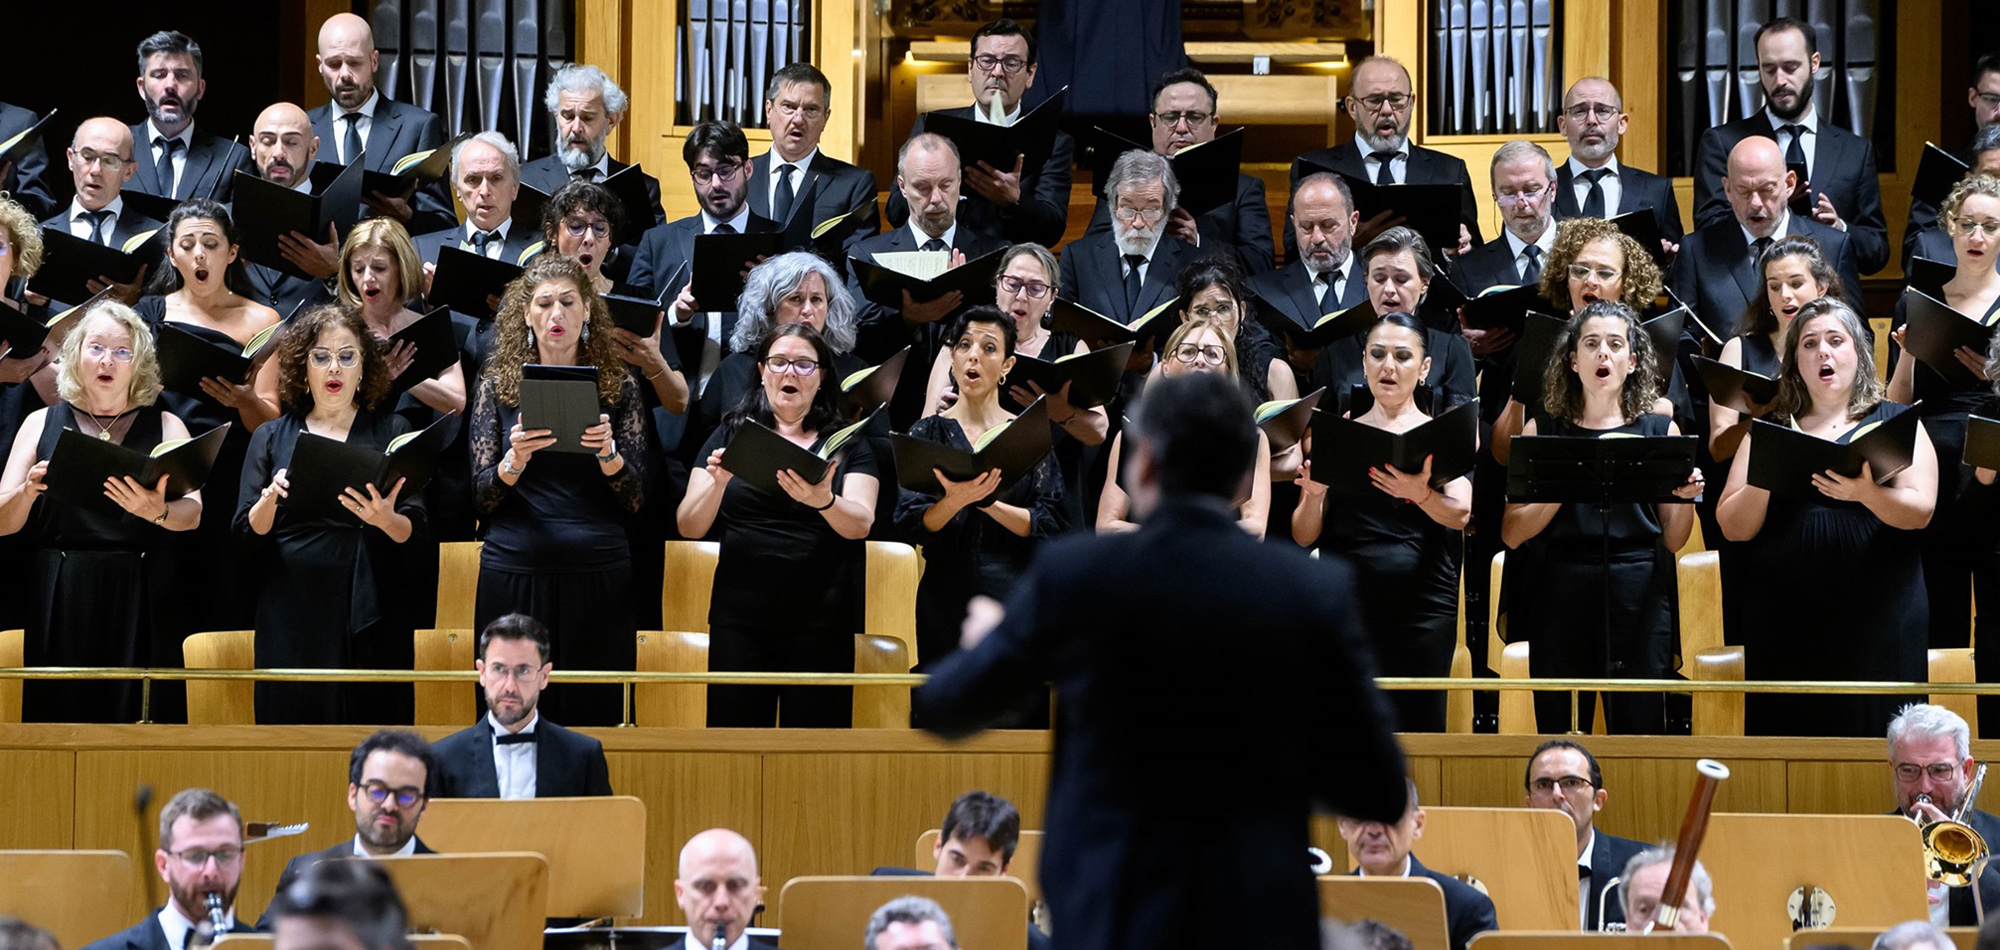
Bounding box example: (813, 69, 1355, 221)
(495, 731, 536, 745)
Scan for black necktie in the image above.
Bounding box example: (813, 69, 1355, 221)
(494, 731, 536, 745)
(154, 136, 184, 196)
(184, 923, 212, 950)
(1578, 168, 1608, 219)
(921, 238, 947, 253)
(1578, 865, 1591, 881)
(469, 230, 499, 254)
(342, 112, 364, 166)
(1124, 254, 1146, 308)
(1371, 150, 1400, 186)
(1520, 244, 1544, 286)
(713, 222, 736, 235)
(773, 163, 797, 224)
(1750, 236, 1773, 278)
(83, 209, 112, 246)
(1782, 123, 1808, 174)
(576, 167, 600, 182)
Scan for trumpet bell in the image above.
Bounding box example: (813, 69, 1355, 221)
(1924, 819, 1990, 888)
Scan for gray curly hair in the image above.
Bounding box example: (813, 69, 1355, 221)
(730, 251, 857, 354)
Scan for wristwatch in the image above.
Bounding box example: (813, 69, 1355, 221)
(152, 508, 169, 527)
(597, 445, 620, 464)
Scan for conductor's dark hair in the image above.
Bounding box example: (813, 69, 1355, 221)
(0, 917, 58, 950)
(945, 305, 1017, 357)
(724, 322, 844, 440)
(683, 120, 751, 167)
(1126, 372, 1258, 501)
(1976, 52, 2000, 87)
(1152, 68, 1219, 113)
(1524, 739, 1604, 790)
(148, 199, 255, 298)
(478, 612, 552, 665)
(939, 791, 1021, 861)
(971, 19, 1037, 66)
(1753, 16, 1818, 57)
(347, 730, 436, 794)
(136, 30, 203, 76)
(268, 859, 415, 950)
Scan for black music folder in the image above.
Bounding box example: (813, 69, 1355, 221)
(922, 87, 1068, 174)
(1695, 356, 1781, 416)
(1004, 341, 1133, 410)
(721, 410, 878, 492)
(29, 226, 163, 305)
(1255, 387, 1325, 452)
(155, 321, 285, 396)
(1901, 290, 1996, 386)
(43, 423, 230, 516)
(385, 308, 459, 393)
(841, 346, 909, 419)
(1088, 127, 1245, 216)
(0, 108, 54, 170)
(1311, 400, 1478, 493)
(283, 413, 455, 519)
(1912, 142, 1971, 208)
(428, 244, 524, 320)
(848, 246, 1006, 310)
(892, 398, 1052, 495)
(1746, 404, 1922, 495)
(1298, 157, 1463, 254)
(1505, 432, 1700, 504)
(1048, 296, 1184, 350)
(689, 231, 783, 310)
(1963, 414, 2000, 472)
(518, 363, 604, 454)
(1459, 283, 1543, 335)
(232, 162, 365, 280)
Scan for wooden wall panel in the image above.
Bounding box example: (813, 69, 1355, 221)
(604, 752, 763, 927)
(0, 751, 75, 850)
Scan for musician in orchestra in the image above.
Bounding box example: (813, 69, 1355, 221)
(1875, 920, 1957, 950)
(80, 788, 255, 950)
(0, 918, 57, 950)
(674, 829, 784, 950)
(267, 860, 414, 950)
(865, 897, 959, 950)
(1886, 703, 2000, 926)
(1521, 739, 1648, 929)
(1337, 779, 1497, 950)
(1619, 847, 1712, 934)
(259, 730, 437, 930)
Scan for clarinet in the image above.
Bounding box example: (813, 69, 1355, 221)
(712, 923, 727, 950)
(201, 892, 227, 945)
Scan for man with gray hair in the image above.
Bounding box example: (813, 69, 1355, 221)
(520, 63, 666, 233)
(307, 12, 453, 232)
(1885, 702, 2000, 926)
(1620, 847, 1713, 934)
(412, 131, 539, 268)
(1058, 148, 1194, 328)
(864, 896, 957, 950)
(1551, 77, 1683, 256)
(1874, 920, 1956, 950)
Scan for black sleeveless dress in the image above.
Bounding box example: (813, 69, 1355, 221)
(25, 403, 182, 722)
(1714, 333, 1781, 660)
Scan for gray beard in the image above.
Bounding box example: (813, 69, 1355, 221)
(559, 143, 605, 172)
(1572, 137, 1617, 163)
(1358, 127, 1408, 154)
(1114, 224, 1158, 257)
(147, 98, 197, 129)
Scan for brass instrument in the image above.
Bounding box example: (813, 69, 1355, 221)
(1920, 763, 1989, 888)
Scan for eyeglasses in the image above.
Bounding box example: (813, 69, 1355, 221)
(1114, 204, 1165, 225)
(1895, 762, 1963, 783)
(1495, 186, 1549, 207)
(73, 149, 130, 171)
(85, 342, 136, 362)
(562, 219, 611, 239)
(690, 162, 743, 184)
(998, 275, 1050, 299)
(308, 348, 360, 368)
(167, 846, 243, 870)
(360, 782, 425, 808)
(1171, 343, 1227, 366)
(1528, 775, 1596, 796)
(482, 662, 542, 681)
(1153, 110, 1213, 128)
(1189, 304, 1236, 320)
(971, 54, 1028, 75)
(1955, 217, 2000, 237)
(1977, 93, 2000, 109)
(1354, 92, 1412, 112)
(1567, 264, 1622, 283)
(761, 355, 819, 376)
(771, 100, 826, 121)
(1564, 103, 1621, 120)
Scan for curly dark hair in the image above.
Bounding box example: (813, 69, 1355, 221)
(722, 322, 844, 439)
(1540, 300, 1661, 424)
(275, 305, 392, 411)
(483, 254, 625, 406)
(1538, 217, 1662, 312)
(540, 178, 627, 247)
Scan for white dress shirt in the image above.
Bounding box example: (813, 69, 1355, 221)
(973, 99, 1024, 126)
(461, 219, 515, 259)
(907, 220, 958, 251)
(1308, 255, 1355, 310)
(1766, 104, 1821, 181)
(766, 149, 818, 215)
(1119, 227, 1166, 291)
(1740, 209, 1792, 251)
(1567, 156, 1625, 219)
(1354, 133, 1410, 185)
(1356, 855, 1415, 878)
(489, 710, 539, 800)
(66, 196, 127, 243)
(1503, 223, 1558, 285)
(1577, 828, 1597, 929)
(352, 834, 420, 858)
(685, 205, 756, 395)
(336, 90, 383, 166)
(683, 933, 749, 950)
(157, 902, 236, 950)
(147, 121, 195, 198)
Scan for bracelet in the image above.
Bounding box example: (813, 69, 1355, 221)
(597, 446, 620, 464)
(645, 367, 667, 381)
(809, 495, 838, 512)
(152, 507, 169, 527)
(500, 454, 523, 477)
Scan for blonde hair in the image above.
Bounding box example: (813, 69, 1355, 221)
(1539, 217, 1663, 310)
(335, 218, 425, 310)
(1163, 317, 1239, 377)
(56, 302, 161, 407)
(0, 196, 42, 278)
(1943, 174, 2000, 237)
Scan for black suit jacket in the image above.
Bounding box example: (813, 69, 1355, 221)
(1286, 141, 1485, 260)
(125, 122, 251, 206)
(0, 101, 58, 220)
(1056, 231, 1195, 329)
(1084, 173, 1276, 275)
(1690, 112, 1889, 275)
(884, 107, 1074, 248)
(411, 222, 543, 269)
(519, 154, 667, 234)
(1552, 161, 1685, 247)
(307, 98, 455, 235)
(256, 838, 436, 930)
(80, 911, 256, 950)
(1407, 855, 1500, 950)
(430, 716, 613, 798)
(746, 150, 880, 257)
(915, 499, 1410, 950)
(627, 210, 779, 379)
(240, 262, 334, 316)
(37, 205, 167, 308)
(1449, 235, 1547, 425)
(1246, 259, 1365, 395)
(1667, 213, 1864, 348)
(1587, 830, 1648, 930)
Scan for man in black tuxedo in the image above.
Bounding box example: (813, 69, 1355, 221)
(1288, 56, 1481, 261)
(265, 861, 413, 950)
(258, 730, 439, 930)
(749, 62, 879, 258)
(1552, 77, 1683, 257)
(915, 372, 1410, 950)
(1907, 54, 2000, 269)
(884, 19, 1072, 248)
(308, 13, 454, 234)
(125, 31, 250, 209)
(519, 64, 666, 237)
(431, 613, 613, 799)
(676, 829, 788, 950)
(1249, 173, 1367, 394)
(1690, 16, 1889, 275)
(1620, 848, 1714, 934)
(1521, 740, 1647, 930)
(80, 788, 257, 950)
(1339, 781, 1498, 950)
(1886, 703, 2000, 926)
(1083, 68, 1274, 275)
(240, 103, 338, 315)
(1059, 149, 1192, 329)
(0, 100, 58, 220)
(36, 117, 164, 308)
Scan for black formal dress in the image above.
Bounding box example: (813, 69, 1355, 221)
(234, 410, 424, 724)
(470, 373, 647, 726)
(1742, 401, 1928, 736)
(1691, 110, 1890, 275)
(430, 714, 614, 797)
(0, 370, 48, 634)
(1713, 333, 1782, 654)
(21, 403, 183, 723)
(698, 420, 878, 727)
(1512, 413, 1680, 735)
(915, 497, 1410, 950)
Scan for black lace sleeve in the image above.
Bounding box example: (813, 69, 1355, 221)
(603, 375, 648, 513)
(470, 374, 511, 516)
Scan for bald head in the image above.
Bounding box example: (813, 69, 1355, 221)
(317, 13, 380, 111)
(68, 118, 137, 211)
(675, 830, 763, 947)
(1560, 77, 1627, 165)
(253, 104, 319, 188)
(1723, 135, 1796, 238)
(678, 828, 757, 876)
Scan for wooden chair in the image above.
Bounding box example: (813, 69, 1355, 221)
(865, 541, 922, 663)
(1486, 552, 1506, 674)
(1691, 646, 1746, 737)
(0, 628, 21, 723)
(1418, 808, 1578, 930)
(1786, 928, 1976, 950)
(1317, 877, 1453, 950)
(417, 797, 647, 918)
(1496, 640, 1535, 734)
(662, 540, 719, 634)
(1930, 647, 1978, 733)
(1447, 574, 1473, 733)
(853, 634, 912, 728)
(414, 627, 476, 726)
(183, 630, 255, 725)
(435, 541, 482, 629)
(1676, 551, 1724, 661)
(633, 630, 909, 727)
(779, 876, 1027, 950)
(0, 850, 132, 950)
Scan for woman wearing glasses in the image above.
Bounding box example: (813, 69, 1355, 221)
(678, 323, 880, 727)
(1096, 317, 1271, 536)
(1890, 175, 2000, 657)
(0, 302, 199, 723)
(696, 252, 864, 437)
(540, 179, 632, 298)
(471, 254, 647, 726)
(236, 306, 423, 724)
(1291, 312, 1472, 732)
